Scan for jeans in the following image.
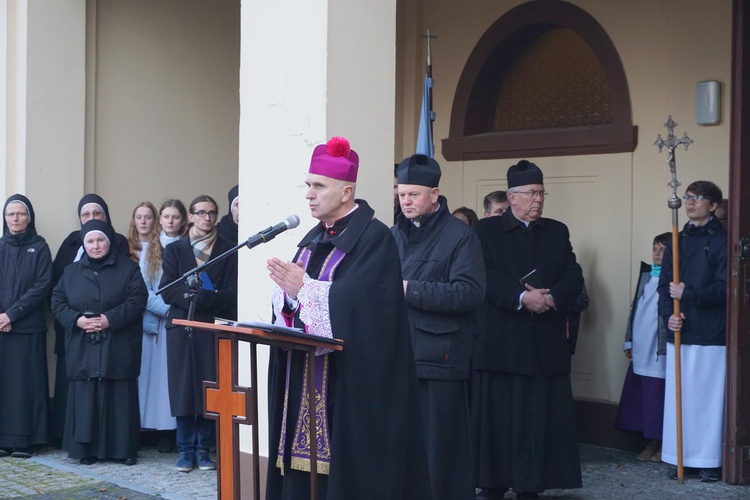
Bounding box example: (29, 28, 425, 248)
(176, 415, 215, 452)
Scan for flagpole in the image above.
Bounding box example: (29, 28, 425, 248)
(417, 30, 437, 158)
(426, 30, 433, 156)
(655, 116, 694, 484)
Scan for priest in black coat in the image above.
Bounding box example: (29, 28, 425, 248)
(391, 154, 485, 500)
(266, 137, 432, 499)
(473, 160, 584, 499)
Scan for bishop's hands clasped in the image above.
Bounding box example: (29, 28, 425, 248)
(268, 257, 305, 300)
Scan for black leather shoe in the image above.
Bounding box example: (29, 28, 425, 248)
(477, 488, 509, 499)
(11, 449, 32, 459)
(80, 456, 98, 465)
(699, 468, 720, 482)
(0, 449, 10, 458)
(124, 457, 137, 466)
(516, 493, 539, 499)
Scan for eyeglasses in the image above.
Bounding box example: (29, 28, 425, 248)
(80, 210, 104, 219)
(192, 210, 218, 219)
(515, 190, 548, 198)
(683, 194, 705, 203)
(5, 212, 28, 218)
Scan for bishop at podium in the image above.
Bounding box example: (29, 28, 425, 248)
(266, 136, 432, 499)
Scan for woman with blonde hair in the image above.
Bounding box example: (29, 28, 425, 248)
(129, 200, 187, 453)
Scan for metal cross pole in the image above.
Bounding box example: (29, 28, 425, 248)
(654, 115, 694, 484)
(420, 30, 438, 79)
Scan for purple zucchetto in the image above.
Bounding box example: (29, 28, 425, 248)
(309, 137, 359, 182)
(507, 160, 544, 188)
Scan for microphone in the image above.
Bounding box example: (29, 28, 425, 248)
(244, 215, 300, 249)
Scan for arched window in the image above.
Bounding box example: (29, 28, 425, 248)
(443, 1, 637, 161)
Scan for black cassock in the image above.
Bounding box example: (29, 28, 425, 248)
(473, 211, 584, 493)
(266, 200, 432, 500)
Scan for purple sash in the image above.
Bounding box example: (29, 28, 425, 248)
(277, 245, 347, 475)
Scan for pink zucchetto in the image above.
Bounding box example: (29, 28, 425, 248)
(308, 136, 359, 182)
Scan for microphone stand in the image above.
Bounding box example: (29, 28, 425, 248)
(156, 227, 285, 329)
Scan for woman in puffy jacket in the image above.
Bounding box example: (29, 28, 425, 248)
(0, 194, 53, 458)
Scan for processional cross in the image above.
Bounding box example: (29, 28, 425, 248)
(655, 115, 694, 210)
(654, 115, 693, 484)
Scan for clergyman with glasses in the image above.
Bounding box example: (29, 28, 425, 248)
(472, 160, 584, 499)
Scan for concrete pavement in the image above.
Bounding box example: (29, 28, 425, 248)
(2, 443, 750, 498)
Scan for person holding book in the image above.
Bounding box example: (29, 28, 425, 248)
(614, 232, 671, 461)
(473, 160, 584, 499)
(159, 194, 237, 473)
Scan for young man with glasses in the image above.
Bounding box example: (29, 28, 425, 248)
(160, 195, 238, 473)
(658, 180, 727, 483)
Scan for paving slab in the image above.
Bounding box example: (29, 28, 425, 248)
(2, 443, 750, 499)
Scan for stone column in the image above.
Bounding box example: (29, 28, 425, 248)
(237, 0, 397, 463)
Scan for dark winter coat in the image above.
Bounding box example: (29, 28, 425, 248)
(391, 196, 485, 380)
(658, 216, 727, 346)
(51, 251, 147, 380)
(159, 234, 237, 416)
(474, 210, 584, 377)
(51, 229, 130, 354)
(0, 233, 53, 334)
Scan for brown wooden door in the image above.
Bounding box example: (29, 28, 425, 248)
(724, 0, 750, 485)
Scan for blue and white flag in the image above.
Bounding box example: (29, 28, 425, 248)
(416, 75, 434, 158)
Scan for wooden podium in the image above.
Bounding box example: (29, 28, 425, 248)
(173, 319, 344, 500)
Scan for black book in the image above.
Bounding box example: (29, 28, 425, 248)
(519, 269, 544, 289)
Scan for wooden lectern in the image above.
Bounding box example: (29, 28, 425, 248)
(173, 319, 344, 500)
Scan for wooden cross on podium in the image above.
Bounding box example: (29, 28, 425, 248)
(173, 319, 343, 500)
(204, 335, 255, 499)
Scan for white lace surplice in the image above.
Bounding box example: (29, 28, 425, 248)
(272, 274, 334, 355)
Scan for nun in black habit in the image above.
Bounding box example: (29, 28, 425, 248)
(0, 194, 53, 457)
(51, 220, 147, 465)
(49, 194, 130, 443)
(216, 184, 239, 244)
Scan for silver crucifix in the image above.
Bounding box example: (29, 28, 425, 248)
(655, 115, 694, 210)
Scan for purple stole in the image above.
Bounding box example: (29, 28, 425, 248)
(277, 245, 347, 476)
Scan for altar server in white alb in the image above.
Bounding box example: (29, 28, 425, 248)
(657, 180, 727, 483)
